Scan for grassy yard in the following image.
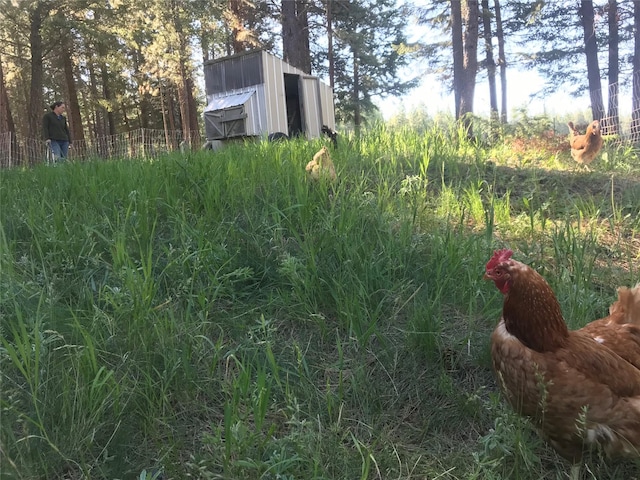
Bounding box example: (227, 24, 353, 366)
(1, 123, 639, 479)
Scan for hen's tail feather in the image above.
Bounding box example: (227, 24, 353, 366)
(609, 284, 640, 325)
(567, 121, 579, 134)
(567, 122, 578, 147)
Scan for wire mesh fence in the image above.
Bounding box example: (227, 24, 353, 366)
(2, 109, 639, 169)
(0, 128, 202, 168)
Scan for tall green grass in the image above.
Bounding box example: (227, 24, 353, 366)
(1, 125, 639, 479)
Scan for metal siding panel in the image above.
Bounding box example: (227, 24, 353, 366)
(266, 52, 277, 133)
(204, 62, 224, 95)
(265, 52, 287, 134)
(246, 96, 258, 136)
(302, 77, 321, 138)
(275, 58, 287, 133)
(280, 61, 295, 75)
(246, 86, 266, 136)
(245, 93, 258, 136)
(277, 54, 306, 76)
(254, 84, 267, 135)
(262, 52, 276, 134)
(204, 50, 264, 95)
(258, 84, 269, 134)
(319, 83, 336, 130)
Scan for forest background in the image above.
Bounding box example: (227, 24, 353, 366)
(1, 0, 640, 154)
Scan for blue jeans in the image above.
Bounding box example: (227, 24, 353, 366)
(49, 140, 69, 161)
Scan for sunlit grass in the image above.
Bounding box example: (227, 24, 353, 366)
(1, 123, 639, 479)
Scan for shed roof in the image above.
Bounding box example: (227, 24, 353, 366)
(204, 90, 255, 112)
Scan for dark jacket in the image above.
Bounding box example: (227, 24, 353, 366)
(42, 111, 71, 142)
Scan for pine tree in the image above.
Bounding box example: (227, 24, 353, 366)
(326, 0, 417, 128)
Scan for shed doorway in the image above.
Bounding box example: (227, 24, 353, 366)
(284, 74, 304, 137)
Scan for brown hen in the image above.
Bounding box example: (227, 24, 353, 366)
(568, 120, 603, 168)
(485, 249, 640, 479)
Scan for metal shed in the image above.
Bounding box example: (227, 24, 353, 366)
(203, 50, 335, 142)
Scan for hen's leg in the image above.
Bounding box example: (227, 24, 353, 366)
(569, 464, 581, 480)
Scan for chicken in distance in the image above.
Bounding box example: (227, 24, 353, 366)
(567, 120, 604, 168)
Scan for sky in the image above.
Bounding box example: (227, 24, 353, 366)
(372, 0, 595, 121)
(374, 69, 593, 121)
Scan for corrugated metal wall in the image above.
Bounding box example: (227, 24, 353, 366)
(204, 51, 263, 95)
(261, 51, 288, 135)
(301, 76, 322, 138)
(319, 82, 336, 131)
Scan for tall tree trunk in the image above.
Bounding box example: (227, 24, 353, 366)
(174, 9, 199, 146)
(139, 93, 151, 130)
(176, 77, 190, 146)
(167, 85, 178, 134)
(0, 59, 16, 135)
(202, 29, 211, 63)
(186, 75, 199, 143)
(451, 0, 464, 120)
(160, 81, 171, 151)
(61, 37, 85, 147)
(353, 49, 360, 134)
(101, 64, 116, 140)
(78, 80, 95, 149)
(632, 0, 640, 142)
(228, 0, 256, 53)
(579, 1, 605, 121)
(175, 72, 200, 145)
(131, 47, 151, 130)
(15, 40, 31, 138)
(28, 1, 48, 141)
(164, 83, 178, 149)
(230, 0, 244, 53)
(481, 0, 498, 132)
(282, 0, 311, 73)
(605, 0, 619, 135)
(93, 11, 116, 142)
(88, 61, 108, 156)
(0, 58, 20, 165)
(224, 22, 233, 56)
(494, 0, 507, 123)
(460, 0, 479, 136)
(327, 0, 334, 90)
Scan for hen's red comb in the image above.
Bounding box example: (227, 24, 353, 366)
(486, 249, 513, 270)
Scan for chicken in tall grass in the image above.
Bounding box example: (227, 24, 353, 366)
(306, 146, 336, 181)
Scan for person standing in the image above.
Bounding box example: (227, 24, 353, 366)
(42, 101, 71, 162)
